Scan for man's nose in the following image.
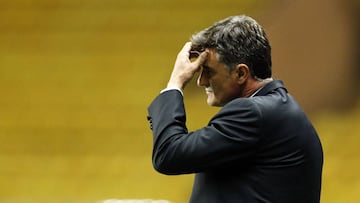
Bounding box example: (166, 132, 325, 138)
(197, 70, 209, 87)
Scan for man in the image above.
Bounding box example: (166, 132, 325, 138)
(147, 15, 323, 203)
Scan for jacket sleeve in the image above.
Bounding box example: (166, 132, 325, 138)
(147, 90, 262, 175)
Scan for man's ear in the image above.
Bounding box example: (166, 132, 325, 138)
(233, 64, 250, 84)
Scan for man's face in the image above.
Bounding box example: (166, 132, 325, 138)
(197, 49, 242, 107)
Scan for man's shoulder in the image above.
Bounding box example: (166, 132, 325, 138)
(222, 92, 296, 116)
(224, 96, 264, 111)
(216, 97, 263, 119)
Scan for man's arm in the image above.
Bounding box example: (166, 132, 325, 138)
(148, 91, 261, 175)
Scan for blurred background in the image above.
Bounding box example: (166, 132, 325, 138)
(0, 0, 359, 202)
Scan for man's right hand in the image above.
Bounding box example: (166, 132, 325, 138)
(167, 42, 208, 91)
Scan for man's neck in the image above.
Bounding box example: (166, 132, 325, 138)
(243, 78, 273, 97)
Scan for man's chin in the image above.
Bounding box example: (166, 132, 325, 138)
(206, 98, 214, 106)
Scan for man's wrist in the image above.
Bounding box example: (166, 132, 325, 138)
(160, 86, 184, 95)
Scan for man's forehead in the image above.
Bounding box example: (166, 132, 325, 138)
(205, 49, 222, 66)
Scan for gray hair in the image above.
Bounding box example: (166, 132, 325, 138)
(191, 15, 272, 79)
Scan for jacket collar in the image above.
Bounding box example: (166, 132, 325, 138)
(253, 80, 288, 97)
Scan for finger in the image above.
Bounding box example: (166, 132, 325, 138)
(178, 42, 192, 58)
(192, 50, 208, 68)
(181, 42, 192, 52)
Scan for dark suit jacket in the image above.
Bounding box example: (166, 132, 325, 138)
(147, 80, 323, 203)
